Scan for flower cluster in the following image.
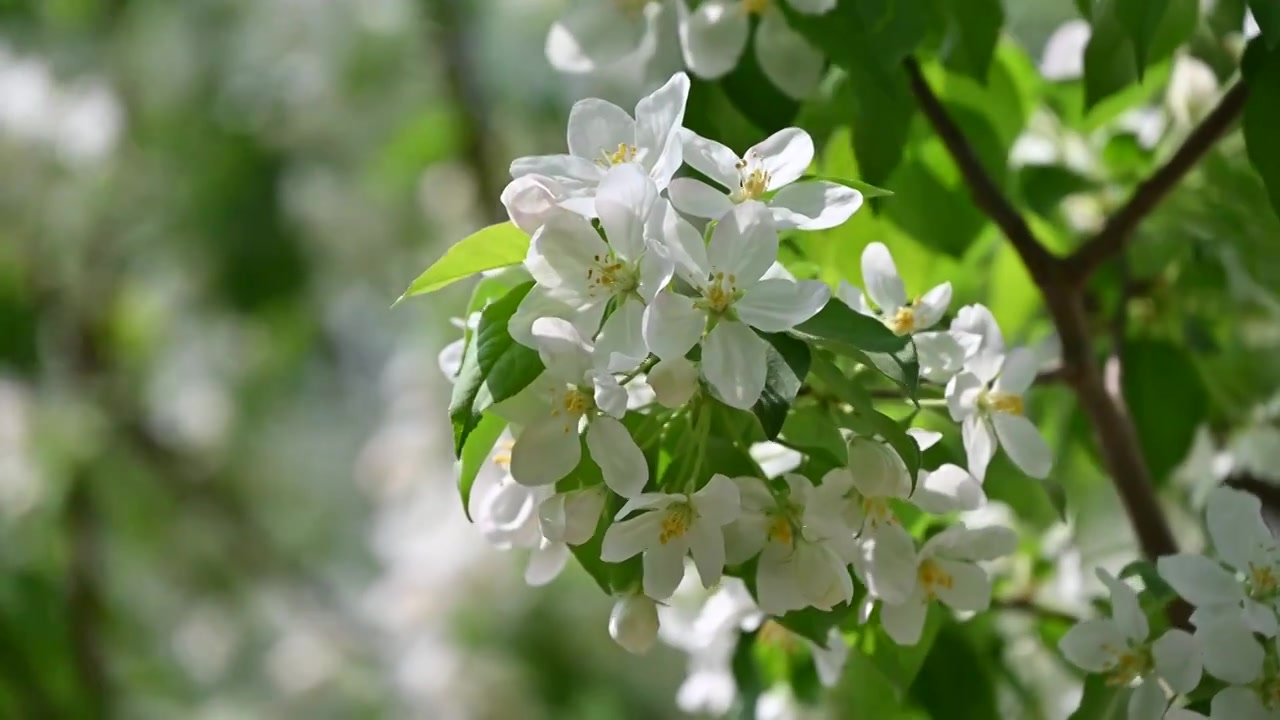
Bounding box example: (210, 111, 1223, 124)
(428, 72, 1054, 713)
(1059, 486, 1280, 719)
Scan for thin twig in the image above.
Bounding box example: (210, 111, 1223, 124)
(1064, 83, 1250, 284)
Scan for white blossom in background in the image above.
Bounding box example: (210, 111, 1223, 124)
(947, 346, 1053, 481)
(644, 202, 828, 409)
(861, 523, 1016, 645)
(1158, 487, 1280, 636)
(510, 72, 690, 199)
(1059, 569, 1201, 720)
(1166, 54, 1220, 129)
(839, 242, 965, 383)
(500, 318, 649, 497)
(1039, 19, 1090, 82)
(675, 0, 831, 100)
(668, 127, 863, 229)
(609, 593, 661, 653)
(601, 473, 741, 599)
(545, 0, 663, 75)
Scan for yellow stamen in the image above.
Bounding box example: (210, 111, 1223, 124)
(767, 515, 793, 546)
(600, 142, 637, 167)
(659, 504, 693, 544)
(980, 391, 1024, 416)
(491, 439, 515, 469)
(887, 306, 916, 335)
(918, 559, 953, 599)
(757, 619, 799, 651)
(861, 497, 895, 528)
(1103, 650, 1150, 687)
(1251, 563, 1279, 596)
(701, 272, 738, 314)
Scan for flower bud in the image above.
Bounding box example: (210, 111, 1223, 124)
(500, 175, 564, 235)
(648, 357, 698, 408)
(845, 436, 911, 499)
(608, 594, 659, 654)
(538, 486, 606, 546)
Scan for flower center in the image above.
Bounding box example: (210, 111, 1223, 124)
(733, 156, 771, 201)
(491, 439, 516, 470)
(1250, 562, 1279, 599)
(696, 272, 741, 315)
(918, 559, 954, 599)
(659, 504, 694, 544)
(767, 514, 794, 546)
(599, 142, 637, 167)
(861, 497, 896, 529)
(979, 391, 1024, 416)
(551, 386, 594, 433)
(586, 252, 638, 297)
(1103, 649, 1150, 687)
(757, 620, 800, 651)
(741, 0, 771, 15)
(887, 306, 916, 335)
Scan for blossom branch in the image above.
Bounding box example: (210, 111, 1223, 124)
(1064, 82, 1250, 285)
(901, 56, 1182, 562)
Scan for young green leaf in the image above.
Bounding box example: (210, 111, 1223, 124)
(449, 282, 544, 455)
(794, 300, 919, 397)
(396, 221, 529, 302)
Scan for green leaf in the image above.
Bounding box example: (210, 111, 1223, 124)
(731, 631, 764, 720)
(942, 0, 1004, 83)
(1116, 0, 1173, 78)
(1244, 42, 1280, 219)
(778, 407, 848, 470)
(720, 21, 801, 133)
(1084, 0, 1196, 108)
(775, 601, 855, 647)
(752, 332, 812, 440)
(1121, 339, 1209, 486)
(396, 222, 529, 302)
(1018, 164, 1098, 218)
(456, 413, 507, 521)
(1250, 0, 1280, 47)
(798, 173, 895, 198)
(855, 605, 943, 693)
(1068, 674, 1131, 719)
(794, 299, 920, 396)
(449, 282, 545, 455)
(908, 621, 1001, 719)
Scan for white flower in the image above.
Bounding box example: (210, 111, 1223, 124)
(862, 523, 1015, 645)
(1177, 615, 1280, 718)
(545, 0, 662, 75)
(510, 72, 689, 199)
(601, 473, 741, 600)
(675, 0, 831, 100)
(838, 243, 964, 384)
(643, 202, 829, 409)
(500, 174, 568, 235)
(1059, 569, 1202, 720)
(722, 474, 857, 614)
(609, 593, 661, 654)
(749, 441, 802, 479)
(667, 127, 862, 230)
(647, 356, 700, 407)
(507, 318, 649, 498)
(521, 164, 675, 369)
(437, 313, 478, 382)
(950, 303, 1005, 363)
(946, 347, 1053, 481)
(1158, 487, 1280, 637)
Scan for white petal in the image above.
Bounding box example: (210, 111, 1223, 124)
(993, 414, 1053, 479)
(510, 153, 604, 188)
(753, 8, 825, 101)
(601, 511, 664, 562)
(847, 436, 911, 500)
(437, 338, 464, 382)
(1205, 486, 1272, 574)
(651, 199, 711, 285)
(810, 630, 849, 687)
(835, 281, 874, 316)
(609, 594, 660, 654)
(925, 524, 1017, 562)
(648, 357, 699, 408)
(634, 71, 690, 189)
(749, 128, 815, 191)
(1058, 619, 1127, 672)
(542, 487, 606, 546)
(688, 522, 727, 588)
(785, 0, 836, 14)
(596, 163, 657, 260)
(724, 514, 770, 564)
(880, 591, 929, 646)
(1244, 599, 1278, 637)
(907, 428, 944, 452)
(1098, 569, 1149, 643)
(702, 320, 769, 410)
(707, 201, 779, 287)
(994, 347, 1038, 395)
(1210, 686, 1271, 720)
(508, 285, 604, 350)
(532, 317, 594, 384)
(678, 127, 741, 188)
(916, 331, 967, 384)
(1127, 680, 1166, 720)
(567, 98, 637, 161)
(668, 177, 735, 219)
(951, 304, 1005, 357)
(768, 181, 862, 230)
(963, 415, 997, 482)
(643, 291, 704, 360)
(636, 240, 675, 304)
(913, 282, 952, 330)
(757, 546, 809, 614)
(1152, 629, 1202, 694)
(1157, 555, 1245, 608)
(967, 350, 1004, 385)
(525, 214, 611, 302)
(676, 0, 750, 80)
(615, 491, 680, 520)
(735, 278, 830, 332)
(643, 539, 689, 599)
(860, 524, 918, 604)
(797, 542, 854, 609)
(501, 175, 566, 235)
(595, 300, 648, 371)
(510, 418, 582, 487)
(933, 559, 991, 612)
(912, 464, 986, 514)
(591, 370, 629, 419)
(525, 540, 570, 586)
(861, 242, 908, 312)
(545, 3, 649, 74)
(588, 417, 649, 498)
(693, 473, 742, 526)
(1197, 615, 1265, 684)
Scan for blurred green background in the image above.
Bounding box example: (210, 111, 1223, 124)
(1, 0, 1277, 718)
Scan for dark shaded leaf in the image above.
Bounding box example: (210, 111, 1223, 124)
(1121, 339, 1210, 486)
(752, 331, 812, 440)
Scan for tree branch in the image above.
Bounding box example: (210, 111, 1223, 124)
(1064, 82, 1250, 284)
(902, 56, 1182, 563)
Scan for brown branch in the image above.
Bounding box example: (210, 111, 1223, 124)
(902, 57, 1182, 564)
(1064, 82, 1250, 284)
